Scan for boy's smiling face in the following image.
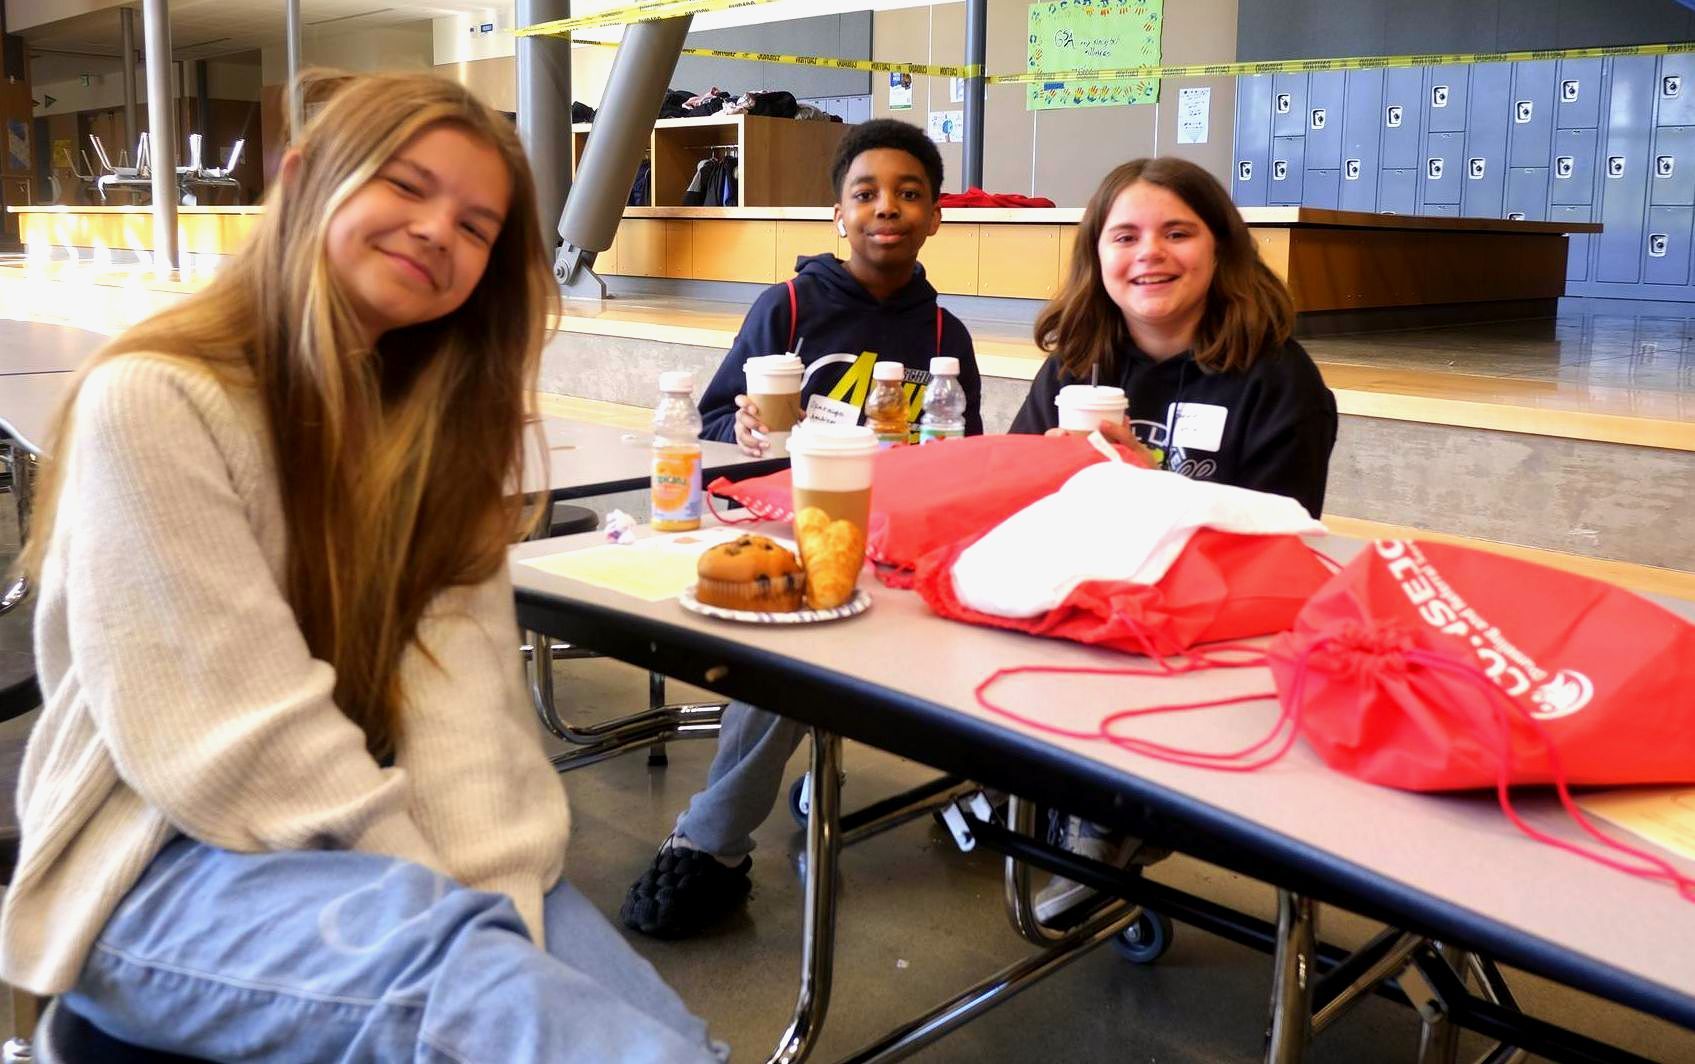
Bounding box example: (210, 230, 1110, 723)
(834, 148, 941, 274)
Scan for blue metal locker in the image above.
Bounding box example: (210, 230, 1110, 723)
(1503, 167, 1550, 221)
(1644, 206, 1694, 285)
(1659, 55, 1695, 127)
(1234, 74, 1274, 207)
(1550, 203, 1593, 281)
(1462, 62, 1511, 219)
(1304, 71, 1344, 170)
(1509, 60, 1558, 167)
(1381, 67, 1424, 169)
(1272, 73, 1308, 138)
(1270, 135, 1305, 203)
(1555, 57, 1603, 129)
(1305, 168, 1340, 209)
(1650, 126, 1695, 206)
(1378, 168, 1416, 214)
(1596, 56, 1656, 284)
(1340, 69, 1384, 212)
(1421, 130, 1464, 206)
(1548, 127, 1598, 204)
(1424, 65, 1470, 133)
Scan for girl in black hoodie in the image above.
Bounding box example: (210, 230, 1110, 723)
(1010, 157, 1338, 923)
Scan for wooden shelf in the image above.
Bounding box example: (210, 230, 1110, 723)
(571, 115, 853, 208)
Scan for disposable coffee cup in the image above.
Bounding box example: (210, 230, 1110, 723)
(1055, 384, 1128, 436)
(787, 422, 876, 595)
(745, 353, 805, 455)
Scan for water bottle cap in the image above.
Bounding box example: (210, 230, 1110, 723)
(873, 361, 905, 382)
(658, 370, 695, 394)
(929, 356, 959, 376)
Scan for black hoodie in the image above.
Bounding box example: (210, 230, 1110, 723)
(698, 254, 983, 443)
(1009, 339, 1338, 518)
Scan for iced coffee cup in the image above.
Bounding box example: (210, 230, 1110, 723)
(1055, 384, 1128, 436)
(786, 422, 876, 608)
(744, 353, 805, 456)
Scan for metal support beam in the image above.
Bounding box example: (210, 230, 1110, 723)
(962, 0, 987, 191)
(554, 15, 691, 299)
(141, 0, 178, 270)
(1265, 891, 1318, 1063)
(194, 59, 209, 135)
(517, 0, 572, 255)
(119, 7, 138, 157)
(285, 0, 302, 134)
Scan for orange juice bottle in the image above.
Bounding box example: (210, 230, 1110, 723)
(651, 371, 703, 531)
(863, 360, 910, 448)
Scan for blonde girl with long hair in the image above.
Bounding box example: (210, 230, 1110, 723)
(1, 72, 724, 1062)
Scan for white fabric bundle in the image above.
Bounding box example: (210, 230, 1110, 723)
(950, 462, 1326, 619)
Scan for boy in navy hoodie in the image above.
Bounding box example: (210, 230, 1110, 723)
(697, 120, 983, 450)
(622, 121, 982, 938)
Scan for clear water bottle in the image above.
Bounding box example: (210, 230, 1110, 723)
(918, 356, 966, 444)
(651, 370, 704, 532)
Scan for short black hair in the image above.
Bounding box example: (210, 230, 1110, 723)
(829, 119, 945, 202)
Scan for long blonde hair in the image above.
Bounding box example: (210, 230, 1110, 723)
(1036, 157, 1293, 378)
(18, 71, 557, 757)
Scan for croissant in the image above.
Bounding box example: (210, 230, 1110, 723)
(795, 507, 865, 609)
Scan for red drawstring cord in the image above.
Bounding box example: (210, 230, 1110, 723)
(976, 631, 1695, 902)
(705, 489, 765, 526)
(1404, 650, 1695, 901)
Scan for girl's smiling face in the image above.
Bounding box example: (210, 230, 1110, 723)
(324, 122, 511, 343)
(1096, 180, 1217, 355)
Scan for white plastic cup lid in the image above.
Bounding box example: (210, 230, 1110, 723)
(872, 360, 905, 382)
(1056, 384, 1126, 408)
(929, 356, 960, 376)
(745, 354, 803, 374)
(659, 370, 695, 394)
(788, 421, 878, 456)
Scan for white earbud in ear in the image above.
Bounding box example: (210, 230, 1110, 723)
(837, 220, 848, 238)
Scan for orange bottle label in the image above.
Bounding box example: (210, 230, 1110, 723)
(652, 446, 703, 530)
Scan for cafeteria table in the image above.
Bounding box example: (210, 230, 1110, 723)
(511, 520, 1695, 1064)
(0, 319, 105, 376)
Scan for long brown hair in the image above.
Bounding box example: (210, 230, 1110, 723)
(1035, 157, 1293, 378)
(18, 71, 556, 757)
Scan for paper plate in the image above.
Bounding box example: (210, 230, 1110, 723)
(678, 586, 872, 624)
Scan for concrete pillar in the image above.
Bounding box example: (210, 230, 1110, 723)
(962, 0, 987, 191)
(285, 0, 302, 134)
(120, 7, 138, 158)
(142, 0, 178, 269)
(517, 0, 573, 254)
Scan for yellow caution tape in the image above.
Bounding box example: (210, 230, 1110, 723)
(988, 40, 1695, 86)
(576, 38, 978, 78)
(516, 0, 790, 37)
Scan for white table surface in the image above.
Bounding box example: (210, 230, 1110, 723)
(511, 522, 1695, 1029)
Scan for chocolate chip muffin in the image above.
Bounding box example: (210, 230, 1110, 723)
(695, 534, 806, 611)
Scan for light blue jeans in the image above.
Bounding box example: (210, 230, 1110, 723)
(64, 837, 727, 1062)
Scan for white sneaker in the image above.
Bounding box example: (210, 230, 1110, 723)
(1032, 816, 1149, 925)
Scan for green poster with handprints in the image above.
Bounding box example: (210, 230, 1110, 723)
(1026, 0, 1163, 111)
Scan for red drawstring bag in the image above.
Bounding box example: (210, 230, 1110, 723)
(1266, 538, 1695, 791)
(707, 434, 1148, 587)
(915, 528, 1332, 659)
(973, 538, 1695, 900)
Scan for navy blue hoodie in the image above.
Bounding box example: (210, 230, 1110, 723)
(698, 254, 983, 443)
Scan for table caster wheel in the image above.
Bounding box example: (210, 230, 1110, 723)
(1114, 908, 1174, 965)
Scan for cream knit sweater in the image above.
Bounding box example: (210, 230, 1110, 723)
(1, 354, 570, 994)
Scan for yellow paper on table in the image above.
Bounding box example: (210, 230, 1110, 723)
(1580, 787, 1695, 862)
(521, 528, 745, 602)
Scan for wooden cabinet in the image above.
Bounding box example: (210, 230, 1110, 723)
(571, 115, 854, 208)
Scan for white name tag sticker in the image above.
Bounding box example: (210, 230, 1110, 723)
(804, 394, 861, 426)
(1168, 402, 1228, 452)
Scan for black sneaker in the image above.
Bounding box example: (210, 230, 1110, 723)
(620, 836, 753, 939)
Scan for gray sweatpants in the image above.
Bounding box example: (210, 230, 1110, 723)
(674, 700, 805, 859)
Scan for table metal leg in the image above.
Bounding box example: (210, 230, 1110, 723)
(1311, 929, 1421, 1035)
(525, 628, 725, 771)
(1416, 943, 1470, 1064)
(1002, 796, 1073, 946)
(647, 670, 669, 766)
(766, 728, 841, 1064)
(2, 444, 35, 616)
(1265, 891, 1319, 1063)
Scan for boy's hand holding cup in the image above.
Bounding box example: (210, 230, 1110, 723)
(739, 354, 805, 457)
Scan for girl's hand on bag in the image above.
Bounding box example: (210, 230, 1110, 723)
(733, 394, 768, 457)
(1096, 418, 1160, 467)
